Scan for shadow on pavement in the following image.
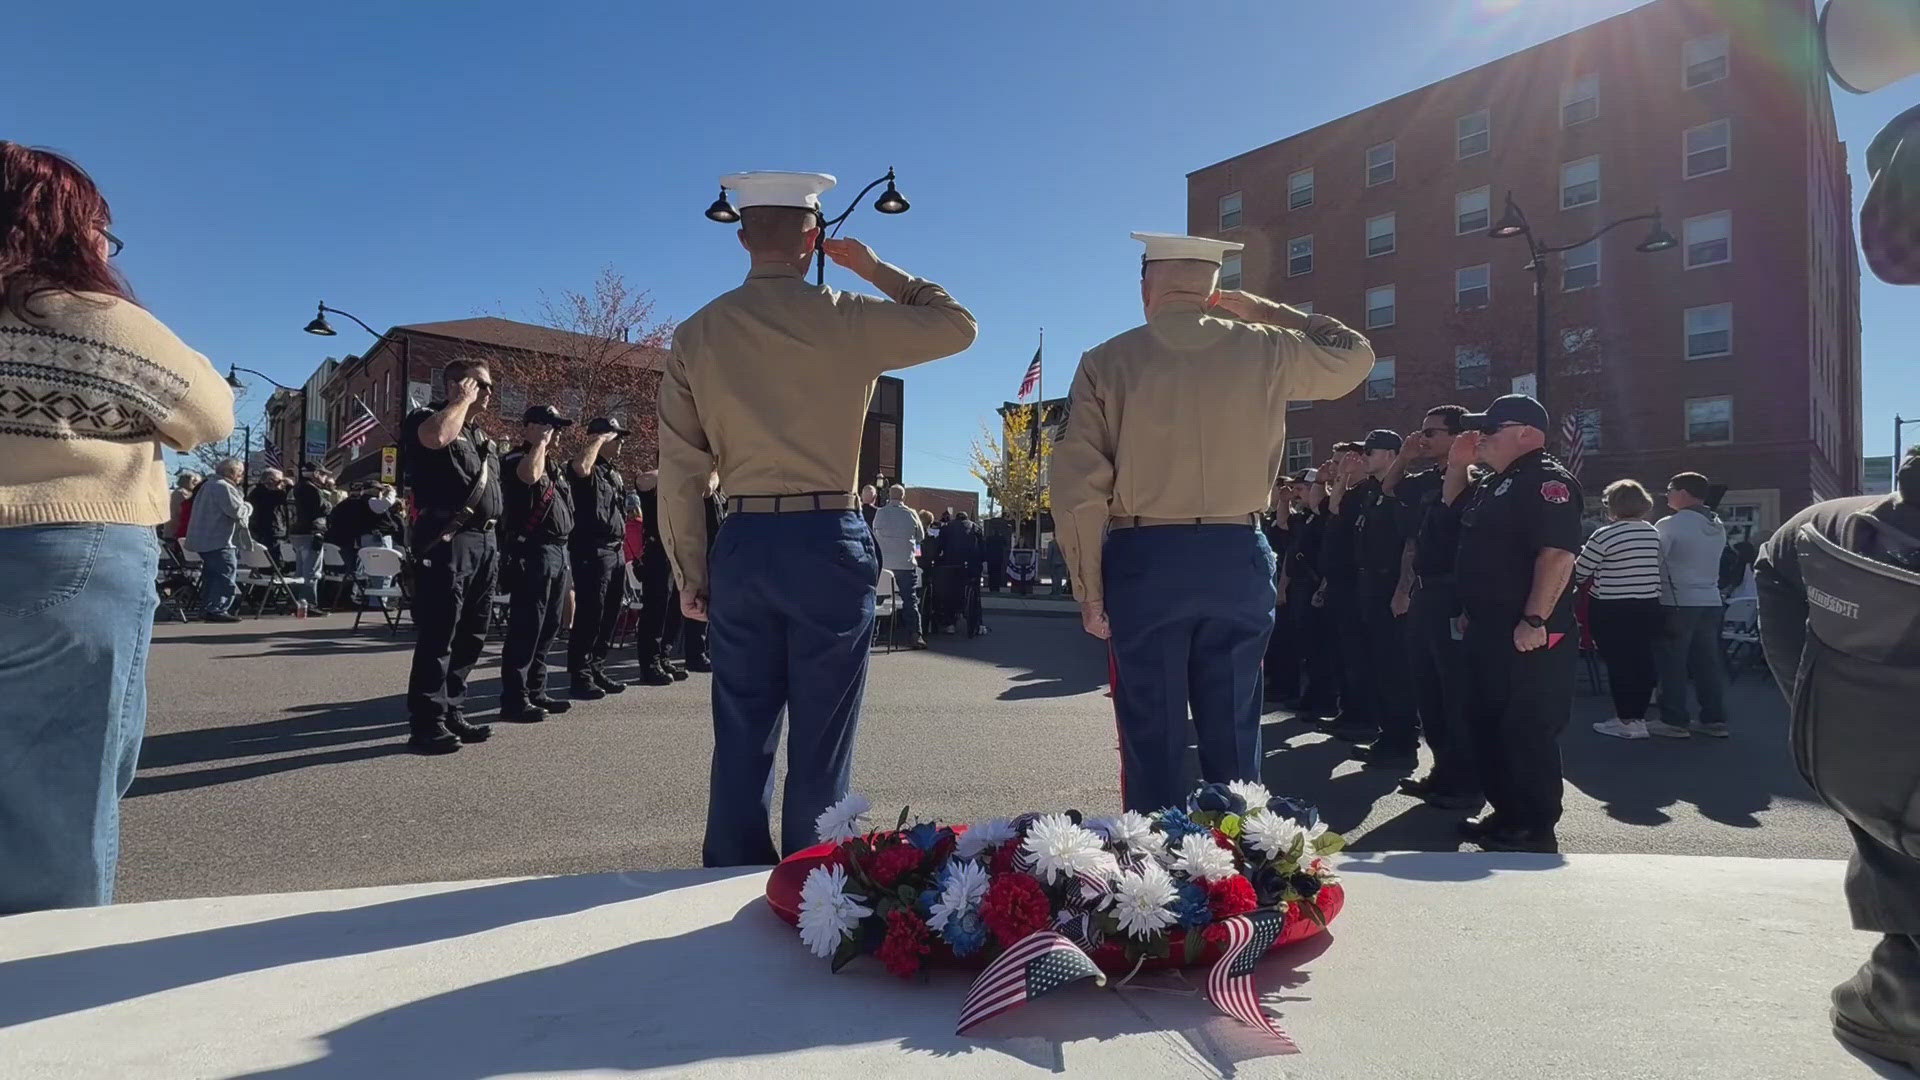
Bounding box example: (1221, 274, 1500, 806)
(911, 614, 1107, 701)
(1334, 850, 1568, 881)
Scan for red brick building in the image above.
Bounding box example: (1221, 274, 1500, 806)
(1186, 0, 1860, 543)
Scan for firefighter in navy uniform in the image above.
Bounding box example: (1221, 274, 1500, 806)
(1349, 428, 1421, 768)
(401, 359, 505, 754)
(1755, 446, 1920, 1070)
(1450, 395, 1582, 854)
(1283, 468, 1340, 721)
(1316, 442, 1368, 739)
(498, 405, 578, 723)
(566, 416, 631, 700)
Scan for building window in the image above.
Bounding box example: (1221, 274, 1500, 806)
(1285, 437, 1314, 474)
(1288, 168, 1315, 210)
(1366, 285, 1396, 329)
(1685, 119, 1731, 178)
(1456, 187, 1490, 235)
(1685, 303, 1733, 359)
(1561, 156, 1600, 209)
(1220, 251, 1243, 290)
(1685, 34, 1729, 89)
(1457, 110, 1490, 159)
(1366, 212, 1397, 257)
(1366, 141, 1396, 187)
(1684, 210, 1732, 268)
(1571, 408, 1602, 450)
(1288, 235, 1314, 277)
(1219, 191, 1243, 231)
(1561, 326, 1601, 373)
(1287, 399, 1314, 412)
(1561, 75, 1599, 127)
(1564, 239, 1600, 291)
(1455, 346, 1490, 390)
(1686, 396, 1733, 444)
(1456, 264, 1491, 309)
(1366, 357, 1396, 400)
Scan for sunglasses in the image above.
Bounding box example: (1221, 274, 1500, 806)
(1479, 420, 1527, 435)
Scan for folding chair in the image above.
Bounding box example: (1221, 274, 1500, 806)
(872, 569, 899, 653)
(319, 543, 352, 610)
(353, 546, 408, 634)
(1720, 596, 1762, 680)
(240, 542, 305, 615)
(154, 541, 198, 623)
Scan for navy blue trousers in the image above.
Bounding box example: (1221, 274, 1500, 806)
(703, 510, 877, 866)
(1104, 524, 1277, 814)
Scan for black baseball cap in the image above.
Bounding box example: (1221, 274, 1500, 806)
(1462, 394, 1550, 435)
(586, 416, 628, 437)
(1362, 429, 1404, 453)
(522, 404, 574, 428)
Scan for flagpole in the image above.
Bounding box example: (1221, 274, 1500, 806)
(1034, 328, 1043, 552)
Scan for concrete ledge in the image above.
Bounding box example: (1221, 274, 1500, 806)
(0, 854, 1895, 1078)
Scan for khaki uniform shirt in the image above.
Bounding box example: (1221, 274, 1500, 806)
(657, 264, 977, 595)
(1051, 300, 1374, 604)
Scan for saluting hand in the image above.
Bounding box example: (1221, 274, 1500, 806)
(682, 591, 709, 622)
(450, 377, 481, 407)
(1448, 431, 1482, 469)
(1210, 290, 1261, 320)
(823, 237, 880, 280)
(1080, 599, 1110, 641)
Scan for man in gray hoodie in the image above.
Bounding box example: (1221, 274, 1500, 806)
(1650, 471, 1730, 737)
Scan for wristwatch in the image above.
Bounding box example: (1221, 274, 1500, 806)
(1521, 614, 1546, 628)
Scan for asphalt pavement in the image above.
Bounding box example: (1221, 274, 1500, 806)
(121, 608, 1851, 902)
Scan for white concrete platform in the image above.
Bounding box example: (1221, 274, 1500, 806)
(0, 854, 1906, 1079)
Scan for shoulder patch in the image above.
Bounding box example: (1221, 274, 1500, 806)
(1540, 480, 1572, 504)
(1305, 320, 1360, 351)
(1494, 478, 1513, 497)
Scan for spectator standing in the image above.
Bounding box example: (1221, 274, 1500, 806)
(186, 458, 252, 623)
(0, 143, 233, 912)
(871, 483, 928, 648)
(287, 466, 330, 616)
(246, 468, 291, 552)
(1577, 479, 1666, 739)
(1650, 472, 1731, 738)
(164, 471, 200, 542)
(860, 484, 879, 530)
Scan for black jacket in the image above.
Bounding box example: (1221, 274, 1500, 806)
(247, 483, 292, 546)
(291, 480, 329, 534)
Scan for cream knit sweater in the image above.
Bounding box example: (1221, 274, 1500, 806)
(0, 290, 234, 528)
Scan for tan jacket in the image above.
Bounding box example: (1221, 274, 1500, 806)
(657, 264, 976, 595)
(1051, 301, 1373, 604)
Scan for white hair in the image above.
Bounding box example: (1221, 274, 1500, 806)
(216, 458, 245, 477)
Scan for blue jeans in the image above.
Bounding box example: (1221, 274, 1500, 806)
(891, 564, 922, 641)
(289, 534, 321, 608)
(0, 524, 158, 912)
(197, 545, 239, 616)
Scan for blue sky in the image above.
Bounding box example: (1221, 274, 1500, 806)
(12, 0, 1916, 491)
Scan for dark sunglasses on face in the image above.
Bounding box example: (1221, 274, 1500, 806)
(1480, 420, 1526, 435)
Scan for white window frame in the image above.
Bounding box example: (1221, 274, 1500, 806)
(1685, 119, 1731, 179)
(1285, 437, 1314, 474)
(1366, 212, 1397, 258)
(1684, 34, 1730, 89)
(1561, 156, 1601, 209)
(1366, 285, 1396, 330)
(1366, 141, 1396, 187)
(1366, 357, 1397, 401)
(1685, 303, 1734, 360)
(1457, 110, 1490, 159)
(1456, 264, 1491, 309)
(1685, 396, 1733, 444)
(1561, 75, 1599, 127)
(1288, 168, 1315, 210)
(1456, 186, 1491, 236)
(1288, 235, 1314, 277)
(1684, 211, 1732, 269)
(1454, 346, 1490, 391)
(1219, 251, 1243, 290)
(1563, 239, 1600, 292)
(1219, 191, 1243, 231)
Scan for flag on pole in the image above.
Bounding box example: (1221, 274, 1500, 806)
(955, 929, 1106, 1035)
(1205, 910, 1299, 1050)
(337, 398, 381, 449)
(1560, 411, 1586, 480)
(261, 438, 282, 469)
(1016, 345, 1042, 400)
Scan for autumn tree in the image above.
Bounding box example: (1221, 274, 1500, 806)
(1443, 305, 1608, 456)
(968, 402, 1053, 547)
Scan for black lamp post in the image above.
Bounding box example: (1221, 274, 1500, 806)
(704, 169, 911, 285)
(226, 365, 305, 471)
(303, 302, 383, 340)
(1487, 192, 1676, 414)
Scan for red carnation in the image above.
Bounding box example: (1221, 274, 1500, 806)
(1212, 829, 1236, 851)
(989, 837, 1024, 878)
(868, 843, 924, 889)
(1201, 876, 1260, 943)
(980, 873, 1052, 948)
(877, 909, 932, 978)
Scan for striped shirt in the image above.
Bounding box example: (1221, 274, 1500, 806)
(1574, 519, 1663, 600)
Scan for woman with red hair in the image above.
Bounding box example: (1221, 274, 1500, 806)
(0, 143, 233, 913)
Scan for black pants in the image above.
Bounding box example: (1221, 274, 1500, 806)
(635, 546, 678, 663)
(1463, 621, 1577, 834)
(407, 530, 499, 728)
(568, 545, 625, 676)
(501, 543, 570, 709)
(1407, 580, 1478, 796)
(682, 618, 709, 665)
(1360, 587, 1418, 750)
(1294, 584, 1341, 715)
(1264, 586, 1302, 700)
(1329, 580, 1374, 728)
(1586, 596, 1664, 720)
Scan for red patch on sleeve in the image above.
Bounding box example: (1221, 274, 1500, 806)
(1540, 480, 1571, 504)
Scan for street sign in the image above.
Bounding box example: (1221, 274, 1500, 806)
(380, 446, 398, 485)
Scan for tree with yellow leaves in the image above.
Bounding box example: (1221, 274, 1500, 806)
(968, 402, 1051, 548)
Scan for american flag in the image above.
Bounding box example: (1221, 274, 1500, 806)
(955, 929, 1106, 1035)
(1016, 345, 1042, 400)
(1560, 411, 1586, 480)
(1205, 910, 1298, 1051)
(261, 438, 281, 469)
(337, 398, 380, 449)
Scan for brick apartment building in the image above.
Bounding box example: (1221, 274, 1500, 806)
(1186, 0, 1861, 543)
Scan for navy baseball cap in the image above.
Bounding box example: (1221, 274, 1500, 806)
(1462, 394, 1550, 434)
(521, 404, 574, 428)
(1362, 429, 1404, 453)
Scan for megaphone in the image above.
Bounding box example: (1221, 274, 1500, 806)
(1824, 0, 1920, 94)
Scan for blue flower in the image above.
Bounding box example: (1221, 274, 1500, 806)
(1171, 881, 1212, 928)
(1266, 796, 1321, 831)
(1252, 863, 1288, 907)
(1155, 808, 1209, 841)
(906, 821, 940, 851)
(918, 886, 941, 917)
(1190, 783, 1247, 816)
(943, 910, 989, 957)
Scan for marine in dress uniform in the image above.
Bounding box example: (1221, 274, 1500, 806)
(1052, 232, 1374, 815)
(1450, 395, 1582, 853)
(402, 360, 506, 754)
(566, 416, 632, 700)
(1349, 428, 1421, 766)
(499, 405, 578, 723)
(658, 171, 977, 866)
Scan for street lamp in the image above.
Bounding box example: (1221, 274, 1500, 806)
(303, 302, 383, 340)
(226, 365, 305, 471)
(704, 168, 912, 285)
(1487, 192, 1677, 413)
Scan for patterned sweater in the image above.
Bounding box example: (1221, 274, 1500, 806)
(0, 290, 233, 528)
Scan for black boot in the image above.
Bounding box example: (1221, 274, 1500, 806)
(528, 694, 573, 714)
(408, 721, 461, 755)
(499, 700, 548, 723)
(684, 655, 712, 673)
(570, 673, 607, 701)
(443, 711, 492, 744)
(591, 666, 627, 693)
(640, 659, 675, 686)
(667, 660, 689, 682)
(1832, 935, 1920, 1070)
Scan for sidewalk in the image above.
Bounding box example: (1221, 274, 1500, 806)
(981, 590, 1080, 618)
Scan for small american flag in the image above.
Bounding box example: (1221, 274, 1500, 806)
(956, 929, 1106, 1035)
(1016, 345, 1042, 400)
(1560, 411, 1586, 480)
(337, 398, 380, 449)
(1205, 909, 1298, 1051)
(261, 438, 282, 469)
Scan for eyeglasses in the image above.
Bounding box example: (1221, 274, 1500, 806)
(1480, 421, 1527, 435)
(102, 230, 124, 258)
(1420, 426, 1455, 438)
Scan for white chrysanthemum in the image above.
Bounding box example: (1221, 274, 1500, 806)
(1110, 860, 1179, 939)
(1305, 819, 1330, 845)
(1086, 811, 1167, 857)
(1241, 810, 1307, 859)
(1227, 780, 1274, 812)
(796, 863, 873, 958)
(953, 817, 1016, 860)
(1169, 834, 1239, 884)
(926, 858, 990, 932)
(813, 793, 872, 844)
(1022, 813, 1117, 884)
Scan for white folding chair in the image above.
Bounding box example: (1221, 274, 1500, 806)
(353, 546, 408, 634)
(1720, 596, 1762, 679)
(872, 569, 899, 653)
(240, 541, 305, 615)
(319, 543, 351, 609)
